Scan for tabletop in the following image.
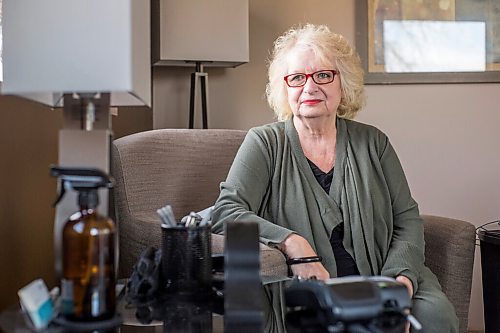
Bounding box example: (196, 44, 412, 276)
(0, 297, 224, 333)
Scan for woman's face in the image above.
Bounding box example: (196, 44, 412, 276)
(285, 47, 341, 120)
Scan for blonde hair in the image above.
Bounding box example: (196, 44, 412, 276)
(266, 24, 365, 121)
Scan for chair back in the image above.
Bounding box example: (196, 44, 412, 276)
(111, 129, 246, 276)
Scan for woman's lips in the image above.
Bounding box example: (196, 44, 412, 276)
(301, 99, 322, 106)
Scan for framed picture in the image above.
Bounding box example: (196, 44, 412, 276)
(355, 0, 500, 84)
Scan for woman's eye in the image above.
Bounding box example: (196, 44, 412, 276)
(317, 72, 332, 79)
(291, 74, 305, 82)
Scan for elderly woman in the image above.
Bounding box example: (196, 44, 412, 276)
(212, 24, 458, 333)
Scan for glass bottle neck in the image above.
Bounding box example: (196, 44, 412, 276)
(78, 190, 99, 210)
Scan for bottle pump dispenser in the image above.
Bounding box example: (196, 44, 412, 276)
(51, 166, 116, 321)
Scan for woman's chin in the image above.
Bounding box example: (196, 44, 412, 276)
(295, 108, 334, 119)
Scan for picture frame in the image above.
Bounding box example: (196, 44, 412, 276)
(355, 0, 500, 84)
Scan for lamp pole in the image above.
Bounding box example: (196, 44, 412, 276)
(188, 61, 209, 129)
(54, 93, 113, 276)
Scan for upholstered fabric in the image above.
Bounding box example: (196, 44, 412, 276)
(422, 215, 475, 332)
(111, 129, 474, 333)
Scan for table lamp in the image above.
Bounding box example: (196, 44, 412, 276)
(1, 0, 151, 275)
(152, 0, 249, 128)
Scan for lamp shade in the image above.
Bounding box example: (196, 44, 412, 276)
(152, 0, 249, 68)
(2, 0, 151, 107)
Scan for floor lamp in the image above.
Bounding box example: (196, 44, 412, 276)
(152, 0, 249, 129)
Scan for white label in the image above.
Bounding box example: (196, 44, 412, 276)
(18, 279, 49, 312)
(17, 279, 54, 329)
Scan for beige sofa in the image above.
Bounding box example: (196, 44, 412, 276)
(111, 128, 475, 332)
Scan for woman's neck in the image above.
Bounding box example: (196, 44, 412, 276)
(293, 114, 336, 136)
(293, 115, 337, 173)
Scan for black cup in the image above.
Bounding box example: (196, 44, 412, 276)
(161, 225, 212, 298)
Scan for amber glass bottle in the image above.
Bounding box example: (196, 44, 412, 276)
(61, 189, 116, 321)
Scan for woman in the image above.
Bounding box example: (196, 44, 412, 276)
(212, 24, 458, 333)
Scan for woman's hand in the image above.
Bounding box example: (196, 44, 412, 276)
(396, 275, 414, 297)
(279, 233, 330, 280)
(395, 276, 413, 333)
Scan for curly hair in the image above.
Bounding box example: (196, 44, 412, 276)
(266, 24, 365, 121)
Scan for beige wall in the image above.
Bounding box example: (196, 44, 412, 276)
(358, 84, 500, 332)
(152, 1, 500, 331)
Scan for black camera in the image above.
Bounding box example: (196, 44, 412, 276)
(285, 276, 420, 333)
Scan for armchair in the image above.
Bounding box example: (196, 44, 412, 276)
(111, 129, 475, 332)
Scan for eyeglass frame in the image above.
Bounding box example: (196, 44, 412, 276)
(283, 70, 339, 87)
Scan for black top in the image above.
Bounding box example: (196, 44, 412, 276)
(307, 159, 360, 277)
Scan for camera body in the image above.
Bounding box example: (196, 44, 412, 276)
(285, 276, 411, 333)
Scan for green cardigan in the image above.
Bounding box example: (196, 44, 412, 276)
(212, 117, 424, 293)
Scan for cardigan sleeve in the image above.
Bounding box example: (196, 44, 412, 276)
(379, 139, 425, 294)
(211, 128, 294, 245)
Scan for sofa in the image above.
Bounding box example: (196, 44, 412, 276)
(111, 128, 475, 332)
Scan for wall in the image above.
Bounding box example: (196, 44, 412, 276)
(152, 1, 500, 331)
(0, 96, 152, 311)
(0, 96, 61, 310)
(357, 84, 500, 332)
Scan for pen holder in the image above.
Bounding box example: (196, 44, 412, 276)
(161, 225, 212, 298)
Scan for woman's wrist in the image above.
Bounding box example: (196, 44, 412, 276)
(280, 233, 298, 252)
(286, 255, 323, 265)
(396, 275, 414, 297)
(280, 233, 317, 257)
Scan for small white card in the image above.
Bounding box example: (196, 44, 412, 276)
(18, 279, 54, 330)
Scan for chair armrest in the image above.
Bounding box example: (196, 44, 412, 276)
(259, 245, 288, 277)
(212, 233, 288, 277)
(422, 214, 475, 332)
(119, 215, 288, 279)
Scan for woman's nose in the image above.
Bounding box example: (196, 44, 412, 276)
(303, 76, 319, 93)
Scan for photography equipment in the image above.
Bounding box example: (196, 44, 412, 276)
(126, 245, 222, 331)
(224, 221, 263, 333)
(285, 276, 422, 333)
(126, 246, 162, 304)
(477, 220, 500, 333)
(125, 221, 262, 333)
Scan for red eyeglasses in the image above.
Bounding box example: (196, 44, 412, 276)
(284, 70, 338, 87)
